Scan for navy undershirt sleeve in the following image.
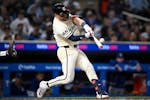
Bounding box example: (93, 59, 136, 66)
(68, 35, 85, 41)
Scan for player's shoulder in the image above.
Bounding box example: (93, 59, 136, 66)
(53, 17, 59, 24)
(53, 17, 62, 28)
(128, 60, 139, 63)
(53, 17, 66, 26)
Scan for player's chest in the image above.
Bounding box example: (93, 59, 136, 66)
(64, 21, 78, 33)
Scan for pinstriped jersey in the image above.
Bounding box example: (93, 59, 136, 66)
(53, 17, 80, 47)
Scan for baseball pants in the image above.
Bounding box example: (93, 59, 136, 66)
(47, 46, 98, 87)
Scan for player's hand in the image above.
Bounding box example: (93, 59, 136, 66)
(83, 24, 94, 35)
(84, 32, 91, 38)
(117, 67, 123, 72)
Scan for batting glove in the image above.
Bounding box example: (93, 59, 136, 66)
(84, 32, 91, 38)
(81, 22, 94, 35)
(83, 24, 94, 35)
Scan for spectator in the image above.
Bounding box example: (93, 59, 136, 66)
(0, 20, 5, 41)
(42, 5, 52, 18)
(121, 30, 130, 41)
(29, 72, 44, 96)
(107, 28, 118, 41)
(28, 23, 46, 40)
(10, 73, 27, 96)
(7, 0, 28, 19)
(14, 23, 28, 40)
(139, 32, 149, 42)
(128, 0, 149, 16)
(145, 25, 150, 39)
(0, 0, 149, 42)
(108, 0, 125, 16)
(101, 18, 112, 40)
(107, 10, 119, 25)
(41, 15, 53, 40)
(0, 5, 12, 24)
(131, 21, 142, 41)
(2, 24, 12, 41)
(125, 16, 135, 31)
(113, 20, 127, 41)
(44, 22, 54, 40)
(27, 0, 43, 18)
(10, 9, 32, 36)
(129, 32, 138, 41)
(109, 33, 118, 42)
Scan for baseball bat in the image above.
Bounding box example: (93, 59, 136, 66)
(91, 34, 103, 48)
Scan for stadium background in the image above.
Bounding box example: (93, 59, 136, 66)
(0, 0, 150, 99)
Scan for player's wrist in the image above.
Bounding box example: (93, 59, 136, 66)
(84, 32, 90, 38)
(81, 22, 91, 30)
(81, 22, 94, 34)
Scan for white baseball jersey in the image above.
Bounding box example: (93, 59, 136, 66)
(53, 17, 80, 47)
(46, 16, 98, 89)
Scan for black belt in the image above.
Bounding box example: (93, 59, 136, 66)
(63, 45, 77, 48)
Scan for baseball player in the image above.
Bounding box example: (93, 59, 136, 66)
(0, 40, 17, 57)
(37, 2, 109, 99)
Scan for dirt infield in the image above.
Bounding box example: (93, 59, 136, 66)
(1, 97, 150, 100)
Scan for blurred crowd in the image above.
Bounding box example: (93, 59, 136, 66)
(0, 0, 150, 42)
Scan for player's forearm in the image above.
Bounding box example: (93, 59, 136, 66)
(71, 15, 94, 35)
(71, 15, 84, 26)
(0, 51, 8, 56)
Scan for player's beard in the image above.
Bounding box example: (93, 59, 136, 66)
(59, 13, 69, 21)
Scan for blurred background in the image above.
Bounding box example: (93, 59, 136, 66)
(0, 0, 150, 98)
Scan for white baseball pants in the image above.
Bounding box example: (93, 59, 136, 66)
(47, 47, 98, 87)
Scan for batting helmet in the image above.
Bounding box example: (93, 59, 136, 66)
(52, 2, 69, 15)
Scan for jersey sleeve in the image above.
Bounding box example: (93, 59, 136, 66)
(129, 60, 140, 66)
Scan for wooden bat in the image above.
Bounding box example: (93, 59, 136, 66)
(91, 34, 104, 48)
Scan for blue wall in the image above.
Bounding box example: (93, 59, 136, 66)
(0, 63, 150, 96)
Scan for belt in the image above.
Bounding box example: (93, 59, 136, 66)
(63, 45, 77, 48)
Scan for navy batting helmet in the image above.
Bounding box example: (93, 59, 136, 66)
(52, 2, 69, 15)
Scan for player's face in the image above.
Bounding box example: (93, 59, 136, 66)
(58, 13, 69, 21)
(116, 57, 124, 63)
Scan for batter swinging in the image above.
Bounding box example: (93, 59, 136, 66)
(37, 2, 109, 99)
